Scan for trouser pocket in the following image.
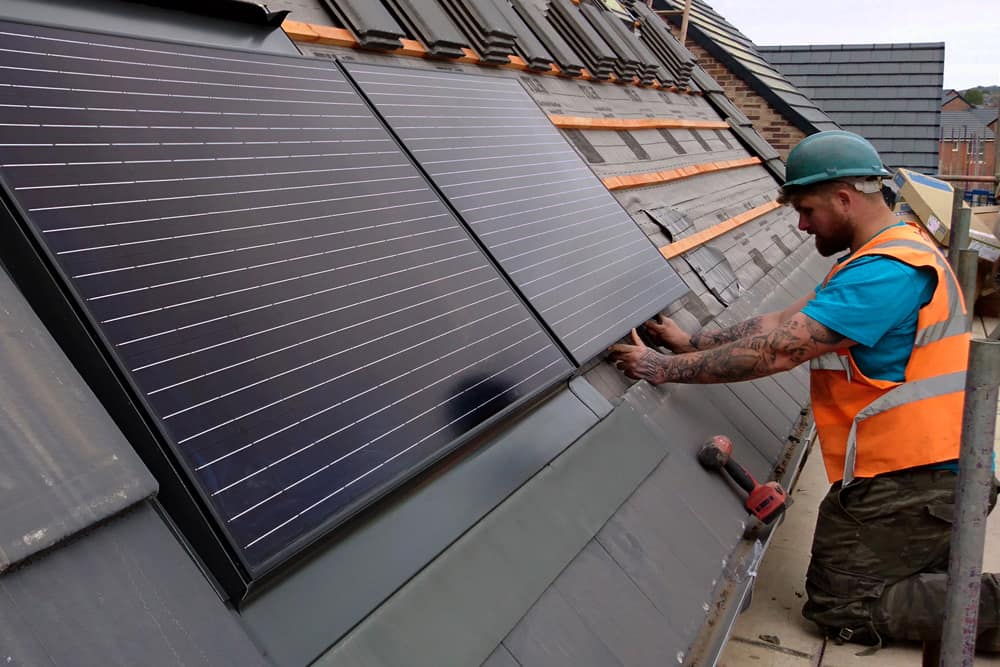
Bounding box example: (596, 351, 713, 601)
(804, 561, 886, 646)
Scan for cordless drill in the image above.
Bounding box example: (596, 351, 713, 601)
(697, 434, 787, 524)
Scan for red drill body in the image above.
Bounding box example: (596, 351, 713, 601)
(698, 435, 787, 524)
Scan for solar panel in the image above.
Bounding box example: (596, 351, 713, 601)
(0, 20, 572, 573)
(344, 62, 687, 363)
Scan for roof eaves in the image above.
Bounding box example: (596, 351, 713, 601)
(655, 4, 833, 136)
(686, 24, 824, 134)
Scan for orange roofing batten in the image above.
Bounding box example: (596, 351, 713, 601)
(660, 201, 782, 259)
(397, 38, 429, 57)
(282, 19, 321, 43)
(305, 24, 359, 48)
(459, 48, 481, 64)
(501, 57, 563, 77)
(602, 157, 762, 191)
(506, 55, 530, 71)
(549, 115, 730, 130)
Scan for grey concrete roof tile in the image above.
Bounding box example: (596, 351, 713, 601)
(505, 586, 625, 667)
(483, 645, 521, 667)
(0, 271, 156, 572)
(1, 503, 266, 666)
(941, 109, 997, 138)
(759, 41, 943, 172)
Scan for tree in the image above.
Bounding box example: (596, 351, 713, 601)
(965, 88, 984, 106)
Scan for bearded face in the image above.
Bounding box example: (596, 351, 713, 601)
(792, 191, 855, 257)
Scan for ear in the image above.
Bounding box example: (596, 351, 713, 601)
(831, 185, 853, 210)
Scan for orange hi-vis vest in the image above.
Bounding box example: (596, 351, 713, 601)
(809, 223, 970, 484)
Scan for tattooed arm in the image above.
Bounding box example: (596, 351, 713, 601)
(646, 294, 815, 353)
(609, 310, 853, 385)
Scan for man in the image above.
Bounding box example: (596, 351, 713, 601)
(609, 130, 1000, 649)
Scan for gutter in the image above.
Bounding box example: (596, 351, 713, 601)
(683, 410, 815, 666)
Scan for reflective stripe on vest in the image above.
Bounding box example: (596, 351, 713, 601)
(841, 371, 966, 485)
(871, 239, 965, 344)
(810, 351, 853, 382)
(811, 352, 849, 372)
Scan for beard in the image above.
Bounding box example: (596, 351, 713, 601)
(812, 212, 854, 257)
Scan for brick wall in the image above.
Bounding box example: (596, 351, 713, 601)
(942, 96, 972, 112)
(938, 139, 997, 186)
(671, 30, 806, 160)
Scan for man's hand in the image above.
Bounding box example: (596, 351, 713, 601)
(643, 315, 694, 353)
(608, 330, 669, 384)
(608, 312, 853, 386)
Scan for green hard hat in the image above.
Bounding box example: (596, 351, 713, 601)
(784, 130, 892, 188)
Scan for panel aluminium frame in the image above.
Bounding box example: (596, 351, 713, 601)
(344, 62, 688, 364)
(0, 19, 573, 589)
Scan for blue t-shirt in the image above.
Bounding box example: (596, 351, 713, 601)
(802, 239, 936, 383)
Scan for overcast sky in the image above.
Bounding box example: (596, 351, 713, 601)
(700, 0, 999, 91)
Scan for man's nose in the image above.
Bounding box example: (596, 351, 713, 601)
(797, 215, 808, 231)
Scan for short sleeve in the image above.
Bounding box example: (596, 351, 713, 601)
(802, 256, 930, 348)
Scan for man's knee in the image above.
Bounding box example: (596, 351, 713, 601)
(867, 572, 1000, 650)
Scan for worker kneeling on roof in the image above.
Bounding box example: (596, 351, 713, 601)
(610, 130, 1000, 650)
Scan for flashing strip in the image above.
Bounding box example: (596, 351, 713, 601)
(549, 115, 729, 130)
(659, 200, 780, 259)
(603, 156, 762, 192)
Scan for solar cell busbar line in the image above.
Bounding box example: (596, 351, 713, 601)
(344, 61, 687, 364)
(0, 19, 574, 576)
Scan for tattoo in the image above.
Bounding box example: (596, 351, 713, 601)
(647, 316, 846, 385)
(689, 316, 764, 351)
(635, 349, 667, 384)
(806, 318, 845, 345)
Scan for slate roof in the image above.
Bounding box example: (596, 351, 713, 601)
(652, 0, 840, 134)
(941, 108, 998, 141)
(759, 43, 945, 173)
(942, 89, 972, 107)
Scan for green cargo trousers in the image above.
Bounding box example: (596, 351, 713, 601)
(802, 466, 1000, 650)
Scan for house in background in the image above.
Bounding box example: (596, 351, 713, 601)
(939, 99, 998, 197)
(943, 88, 977, 111)
(758, 43, 944, 174)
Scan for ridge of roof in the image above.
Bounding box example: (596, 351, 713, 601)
(758, 42, 944, 52)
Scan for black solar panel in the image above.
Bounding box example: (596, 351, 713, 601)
(344, 62, 687, 363)
(0, 20, 572, 573)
